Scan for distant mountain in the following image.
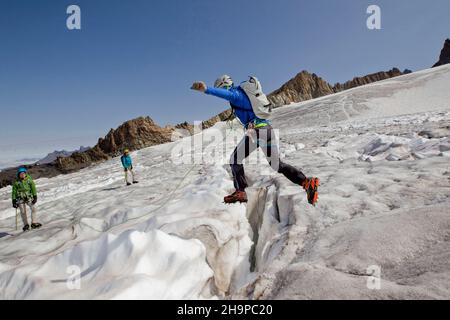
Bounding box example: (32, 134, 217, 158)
(36, 147, 90, 165)
(0, 158, 40, 172)
(433, 38, 450, 67)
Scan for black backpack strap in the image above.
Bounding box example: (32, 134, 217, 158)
(230, 103, 247, 111)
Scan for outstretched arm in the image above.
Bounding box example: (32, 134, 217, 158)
(204, 86, 237, 102)
(191, 81, 251, 110)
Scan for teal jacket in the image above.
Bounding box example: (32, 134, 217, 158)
(121, 155, 133, 169)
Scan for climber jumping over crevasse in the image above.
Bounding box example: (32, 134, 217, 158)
(191, 75, 319, 205)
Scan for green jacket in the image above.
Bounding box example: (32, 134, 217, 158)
(12, 174, 37, 201)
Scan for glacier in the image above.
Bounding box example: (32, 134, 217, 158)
(0, 64, 450, 299)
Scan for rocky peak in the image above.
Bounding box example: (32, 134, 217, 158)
(268, 71, 334, 107)
(56, 116, 174, 172)
(433, 39, 450, 67)
(96, 116, 172, 156)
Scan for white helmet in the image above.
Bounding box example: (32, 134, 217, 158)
(214, 75, 234, 89)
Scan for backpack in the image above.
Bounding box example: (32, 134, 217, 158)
(239, 76, 273, 119)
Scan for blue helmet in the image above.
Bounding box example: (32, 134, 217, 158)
(17, 167, 27, 176)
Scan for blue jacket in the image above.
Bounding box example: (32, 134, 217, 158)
(205, 86, 269, 129)
(121, 155, 132, 169)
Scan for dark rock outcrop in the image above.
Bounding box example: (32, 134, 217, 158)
(55, 146, 109, 173)
(433, 39, 450, 67)
(332, 68, 404, 92)
(202, 109, 234, 129)
(170, 109, 234, 135)
(0, 164, 62, 189)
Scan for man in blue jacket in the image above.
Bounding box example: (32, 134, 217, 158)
(121, 149, 138, 186)
(191, 75, 319, 205)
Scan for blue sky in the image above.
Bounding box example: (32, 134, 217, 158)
(0, 0, 449, 166)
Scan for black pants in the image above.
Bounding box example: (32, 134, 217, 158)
(230, 126, 306, 191)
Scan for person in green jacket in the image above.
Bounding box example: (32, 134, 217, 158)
(12, 167, 42, 231)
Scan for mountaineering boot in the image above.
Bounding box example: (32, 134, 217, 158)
(23, 224, 30, 232)
(31, 223, 42, 229)
(133, 181, 139, 184)
(302, 177, 320, 206)
(224, 190, 248, 204)
(127, 182, 132, 186)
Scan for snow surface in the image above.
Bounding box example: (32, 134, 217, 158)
(0, 65, 450, 299)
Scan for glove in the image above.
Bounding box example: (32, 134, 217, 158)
(191, 81, 207, 92)
(32, 196, 37, 205)
(12, 200, 18, 209)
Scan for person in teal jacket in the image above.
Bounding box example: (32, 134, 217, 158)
(12, 167, 42, 231)
(121, 149, 138, 186)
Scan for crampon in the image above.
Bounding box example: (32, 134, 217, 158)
(302, 177, 320, 206)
